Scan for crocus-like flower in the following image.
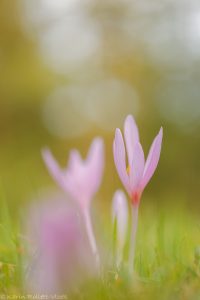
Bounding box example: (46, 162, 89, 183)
(26, 197, 94, 294)
(112, 190, 128, 268)
(42, 138, 104, 210)
(113, 115, 163, 206)
(113, 115, 163, 273)
(42, 138, 104, 269)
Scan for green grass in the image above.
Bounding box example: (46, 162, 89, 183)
(1, 195, 200, 299)
(72, 204, 200, 300)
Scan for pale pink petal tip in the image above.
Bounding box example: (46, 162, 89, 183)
(141, 126, 163, 190)
(86, 137, 105, 198)
(67, 149, 82, 172)
(41, 148, 57, 172)
(124, 115, 139, 166)
(112, 190, 128, 222)
(41, 148, 64, 189)
(113, 129, 130, 195)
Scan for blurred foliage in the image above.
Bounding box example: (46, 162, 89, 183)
(1, 200, 200, 298)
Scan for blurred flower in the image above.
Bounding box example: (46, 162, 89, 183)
(112, 190, 128, 268)
(113, 114, 163, 273)
(42, 137, 104, 209)
(113, 115, 163, 206)
(42, 138, 104, 268)
(26, 197, 94, 294)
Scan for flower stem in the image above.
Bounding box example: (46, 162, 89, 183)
(83, 208, 100, 270)
(128, 204, 139, 274)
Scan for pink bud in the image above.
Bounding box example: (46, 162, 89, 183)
(112, 190, 128, 267)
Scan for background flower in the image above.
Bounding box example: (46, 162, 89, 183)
(25, 195, 94, 294)
(42, 137, 104, 210)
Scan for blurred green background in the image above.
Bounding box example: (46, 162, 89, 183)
(0, 0, 200, 218)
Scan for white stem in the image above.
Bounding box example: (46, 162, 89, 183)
(83, 208, 100, 270)
(128, 204, 139, 274)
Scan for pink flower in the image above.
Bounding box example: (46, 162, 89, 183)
(42, 137, 104, 210)
(113, 115, 163, 273)
(42, 138, 104, 269)
(26, 197, 94, 294)
(113, 115, 163, 206)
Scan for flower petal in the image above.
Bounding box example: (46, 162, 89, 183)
(124, 115, 139, 166)
(42, 148, 66, 190)
(130, 142, 145, 190)
(67, 149, 83, 173)
(85, 137, 104, 199)
(26, 198, 93, 293)
(141, 127, 163, 190)
(113, 129, 130, 194)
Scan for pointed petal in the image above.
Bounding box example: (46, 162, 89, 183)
(124, 115, 139, 166)
(67, 149, 82, 173)
(141, 127, 163, 190)
(42, 148, 66, 188)
(130, 142, 145, 190)
(113, 129, 130, 194)
(85, 137, 104, 198)
(42, 148, 83, 203)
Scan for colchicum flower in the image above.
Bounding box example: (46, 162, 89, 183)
(26, 198, 94, 294)
(42, 138, 104, 269)
(113, 115, 163, 272)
